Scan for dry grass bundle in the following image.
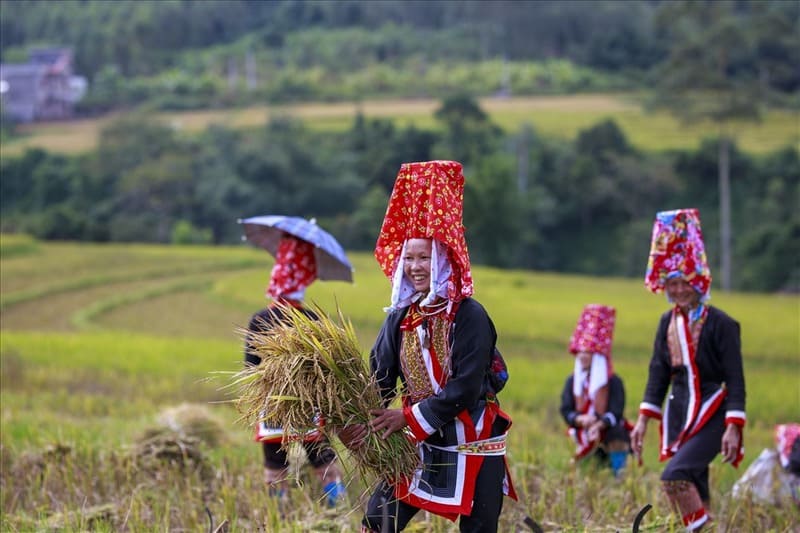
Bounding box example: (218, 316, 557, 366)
(232, 302, 419, 485)
(157, 402, 228, 448)
(132, 432, 210, 476)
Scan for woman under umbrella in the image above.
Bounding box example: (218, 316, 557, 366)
(244, 232, 347, 508)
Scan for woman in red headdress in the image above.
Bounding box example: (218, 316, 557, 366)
(244, 234, 346, 508)
(630, 209, 746, 532)
(560, 304, 631, 476)
(338, 161, 516, 532)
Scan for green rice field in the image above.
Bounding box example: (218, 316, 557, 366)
(2, 94, 798, 158)
(1, 234, 798, 531)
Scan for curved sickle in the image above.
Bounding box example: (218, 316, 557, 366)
(523, 515, 544, 533)
(632, 503, 653, 533)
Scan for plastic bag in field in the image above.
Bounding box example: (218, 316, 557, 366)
(732, 448, 800, 506)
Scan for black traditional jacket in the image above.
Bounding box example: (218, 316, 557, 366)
(370, 297, 515, 518)
(639, 306, 746, 462)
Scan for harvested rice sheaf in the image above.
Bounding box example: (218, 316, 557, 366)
(232, 302, 419, 484)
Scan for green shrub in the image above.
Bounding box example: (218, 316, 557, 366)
(170, 220, 213, 245)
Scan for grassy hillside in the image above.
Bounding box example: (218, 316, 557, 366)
(1, 236, 797, 531)
(3, 94, 798, 158)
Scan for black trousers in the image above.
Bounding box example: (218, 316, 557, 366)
(262, 439, 336, 470)
(362, 454, 505, 533)
(661, 406, 725, 502)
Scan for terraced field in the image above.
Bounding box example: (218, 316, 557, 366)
(1, 235, 797, 531)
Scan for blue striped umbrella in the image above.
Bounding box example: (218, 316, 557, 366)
(238, 215, 354, 282)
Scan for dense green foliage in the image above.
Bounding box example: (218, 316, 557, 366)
(1, 98, 797, 292)
(1, 1, 797, 293)
(1, 0, 797, 111)
(645, 0, 799, 290)
(1, 239, 797, 531)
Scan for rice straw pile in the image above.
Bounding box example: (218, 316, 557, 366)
(232, 302, 419, 485)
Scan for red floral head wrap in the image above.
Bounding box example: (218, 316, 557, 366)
(569, 304, 616, 359)
(266, 235, 317, 299)
(374, 160, 473, 302)
(645, 208, 711, 298)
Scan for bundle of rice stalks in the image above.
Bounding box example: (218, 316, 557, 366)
(231, 302, 419, 485)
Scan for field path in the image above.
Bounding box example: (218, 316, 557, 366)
(6, 93, 795, 156)
(8, 94, 635, 155)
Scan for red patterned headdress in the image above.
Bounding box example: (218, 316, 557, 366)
(569, 304, 616, 359)
(374, 160, 473, 301)
(266, 235, 317, 299)
(645, 208, 711, 298)
(775, 423, 800, 470)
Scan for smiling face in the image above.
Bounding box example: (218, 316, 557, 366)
(403, 238, 433, 294)
(665, 277, 701, 311)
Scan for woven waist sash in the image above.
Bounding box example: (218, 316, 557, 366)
(424, 434, 507, 456)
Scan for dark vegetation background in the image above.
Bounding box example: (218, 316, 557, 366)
(1, 0, 798, 292)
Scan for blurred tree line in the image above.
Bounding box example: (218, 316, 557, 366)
(1, 0, 797, 111)
(1, 0, 797, 293)
(0, 0, 671, 79)
(2, 96, 797, 292)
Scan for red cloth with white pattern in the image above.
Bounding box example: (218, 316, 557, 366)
(266, 235, 317, 298)
(568, 304, 616, 360)
(374, 160, 473, 302)
(776, 423, 800, 469)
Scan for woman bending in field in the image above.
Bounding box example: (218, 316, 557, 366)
(560, 304, 631, 477)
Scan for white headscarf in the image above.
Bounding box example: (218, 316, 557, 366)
(386, 238, 453, 311)
(572, 353, 609, 402)
(271, 288, 305, 302)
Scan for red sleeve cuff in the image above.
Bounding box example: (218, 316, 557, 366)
(403, 405, 431, 441)
(639, 402, 661, 420)
(725, 410, 746, 427)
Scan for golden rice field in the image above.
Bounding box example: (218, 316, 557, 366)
(2, 93, 798, 158)
(1, 234, 798, 531)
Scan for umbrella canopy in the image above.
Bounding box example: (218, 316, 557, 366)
(238, 215, 354, 282)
